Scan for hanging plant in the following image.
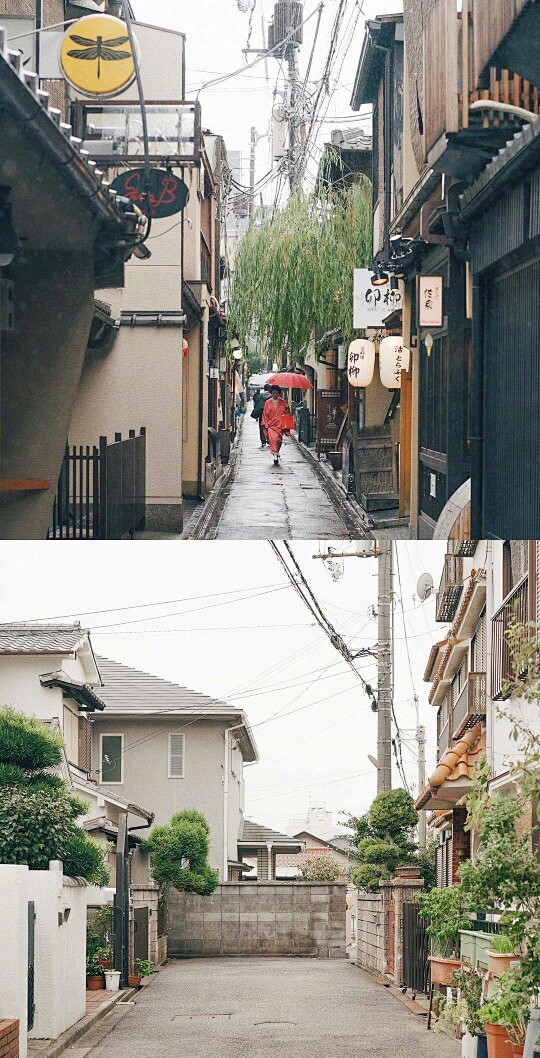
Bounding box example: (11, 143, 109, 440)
(229, 180, 372, 360)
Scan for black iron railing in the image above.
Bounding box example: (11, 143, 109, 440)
(491, 577, 529, 700)
(403, 901, 430, 996)
(49, 429, 146, 540)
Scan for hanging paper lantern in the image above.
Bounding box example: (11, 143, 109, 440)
(347, 339, 375, 388)
(379, 336, 410, 389)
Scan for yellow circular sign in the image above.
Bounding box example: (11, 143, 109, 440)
(59, 14, 138, 98)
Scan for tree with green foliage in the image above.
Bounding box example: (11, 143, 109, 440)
(345, 788, 431, 892)
(229, 182, 372, 361)
(0, 706, 109, 885)
(298, 854, 348, 883)
(142, 809, 219, 896)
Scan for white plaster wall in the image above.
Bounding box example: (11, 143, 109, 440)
(0, 654, 68, 723)
(0, 865, 28, 1058)
(28, 866, 86, 1041)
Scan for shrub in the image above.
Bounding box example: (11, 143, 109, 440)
(298, 855, 347, 883)
(142, 809, 218, 895)
(0, 707, 63, 770)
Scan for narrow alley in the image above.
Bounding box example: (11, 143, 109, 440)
(199, 410, 360, 540)
(75, 958, 460, 1058)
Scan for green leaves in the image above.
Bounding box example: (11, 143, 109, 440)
(229, 182, 372, 359)
(0, 706, 63, 770)
(143, 809, 219, 896)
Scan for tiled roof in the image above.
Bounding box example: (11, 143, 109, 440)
(0, 623, 87, 655)
(94, 655, 233, 714)
(239, 820, 305, 847)
(415, 724, 484, 810)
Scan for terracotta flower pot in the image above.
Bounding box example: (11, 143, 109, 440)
(511, 1045, 524, 1058)
(486, 951, 522, 977)
(484, 1023, 514, 1058)
(86, 974, 105, 991)
(128, 974, 142, 988)
(429, 956, 461, 985)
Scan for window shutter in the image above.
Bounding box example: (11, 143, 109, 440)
(536, 543, 540, 621)
(169, 733, 185, 778)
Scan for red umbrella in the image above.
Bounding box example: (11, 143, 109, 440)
(266, 372, 313, 390)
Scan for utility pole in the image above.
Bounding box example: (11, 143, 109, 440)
(249, 126, 256, 222)
(377, 540, 393, 793)
(416, 710, 427, 849)
(286, 44, 300, 191)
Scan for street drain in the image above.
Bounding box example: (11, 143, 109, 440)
(172, 1013, 233, 1020)
(254, 1021, 297, 1026)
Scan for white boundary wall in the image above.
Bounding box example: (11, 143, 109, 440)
(0, 862, 86, 1053)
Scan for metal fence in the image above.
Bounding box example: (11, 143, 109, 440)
(49, 429, 146, 540)
(403, 901, 430, 996)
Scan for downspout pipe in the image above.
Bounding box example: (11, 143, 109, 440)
(373, 41, 393, 263)
(197, 316, 205, 500)
(470, 271, 484, 538)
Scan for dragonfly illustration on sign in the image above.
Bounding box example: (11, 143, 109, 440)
(67, 33, 131, 79)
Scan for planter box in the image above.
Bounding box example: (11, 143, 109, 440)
(429, 956, 461, 985)
(460, 930, 498, 970)
(486, 951, 522, 977)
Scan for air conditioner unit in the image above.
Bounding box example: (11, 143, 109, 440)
(66, 0, 106, 12)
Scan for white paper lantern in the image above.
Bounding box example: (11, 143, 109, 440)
(347, 339, 375, 388)
(379, 336, 410, 389)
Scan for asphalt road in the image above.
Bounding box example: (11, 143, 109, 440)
(85, 957, 460, 1058)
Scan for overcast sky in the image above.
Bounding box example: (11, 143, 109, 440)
(0, 540, 446, 833)
(132, 0, 403, 199)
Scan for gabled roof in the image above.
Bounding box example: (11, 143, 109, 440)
(239, 821, 304, 849)
(350, 14, 403, 110)
(93, 656, 259, 761)
(0, 622, 88, 655)
(95, 655, 231, 713)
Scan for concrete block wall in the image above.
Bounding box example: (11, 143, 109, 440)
(0, 1021, 19, 1058)
(168, 883, 346, 958)
(356, 893, 384, 973)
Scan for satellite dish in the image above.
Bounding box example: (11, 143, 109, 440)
(417, 572, 434, 601)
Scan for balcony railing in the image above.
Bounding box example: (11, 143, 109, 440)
(491, 577, 529, 700)
(423, 0, 539, 170)
(452, 672, 487, 740)
(436, 554, 464, 622)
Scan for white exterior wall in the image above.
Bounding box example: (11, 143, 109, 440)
(93, 716, 249, 880)
(29, 865, 86, 1042)
(0, 652, 92, 763)
(0, 865, 29, 1058)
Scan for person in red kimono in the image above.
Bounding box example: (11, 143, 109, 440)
(261, 385, 289, 465)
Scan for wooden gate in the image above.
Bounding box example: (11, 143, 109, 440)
(134, 905, 149, 962)
(387, 893, 395, 975)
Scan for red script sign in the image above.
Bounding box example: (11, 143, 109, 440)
(110, 168, 189, 218)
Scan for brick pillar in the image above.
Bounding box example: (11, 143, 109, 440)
(0, 1021, 19, 1058)
(391, 868, 424, 987)
(451, 808, 471, 882)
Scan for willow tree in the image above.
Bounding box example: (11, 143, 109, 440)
(229, 179, 372, 361)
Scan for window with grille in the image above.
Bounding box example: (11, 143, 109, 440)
(100, 734, 123, 784)
(168, 733, 185, 778)
(472, 610, 487, 671)
(78, 716, 92, 773)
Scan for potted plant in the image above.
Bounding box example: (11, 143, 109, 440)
(479, 968, 531, 1058)
(128, 958, 154, 988)
(104, 969, 121, 992)
(487, 936, 523, 978)
(86, 955, 105, 990)
(94, 946, 113, 970)
(419, 884, 470, 985)
(432, 966, 487, 1058)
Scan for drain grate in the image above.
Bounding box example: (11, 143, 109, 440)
(172, 1013, 233, 1021)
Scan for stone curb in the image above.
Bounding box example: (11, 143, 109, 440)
(183, 416, 245, 540)
(28, 988, 137, 1058)
(291, 436, 371, 538)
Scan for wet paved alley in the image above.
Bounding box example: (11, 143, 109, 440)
(210, 409, 353, 539)
(80, 957, 459, 1058)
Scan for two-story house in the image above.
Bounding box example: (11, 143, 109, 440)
(415, 540, 540, 885)
(88, 654, 260, 881)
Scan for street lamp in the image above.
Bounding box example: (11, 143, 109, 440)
(0, 188, 22, 268)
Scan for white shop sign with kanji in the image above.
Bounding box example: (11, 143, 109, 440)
(418, 275, 443, 327)
(353, 268, 403, 329)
